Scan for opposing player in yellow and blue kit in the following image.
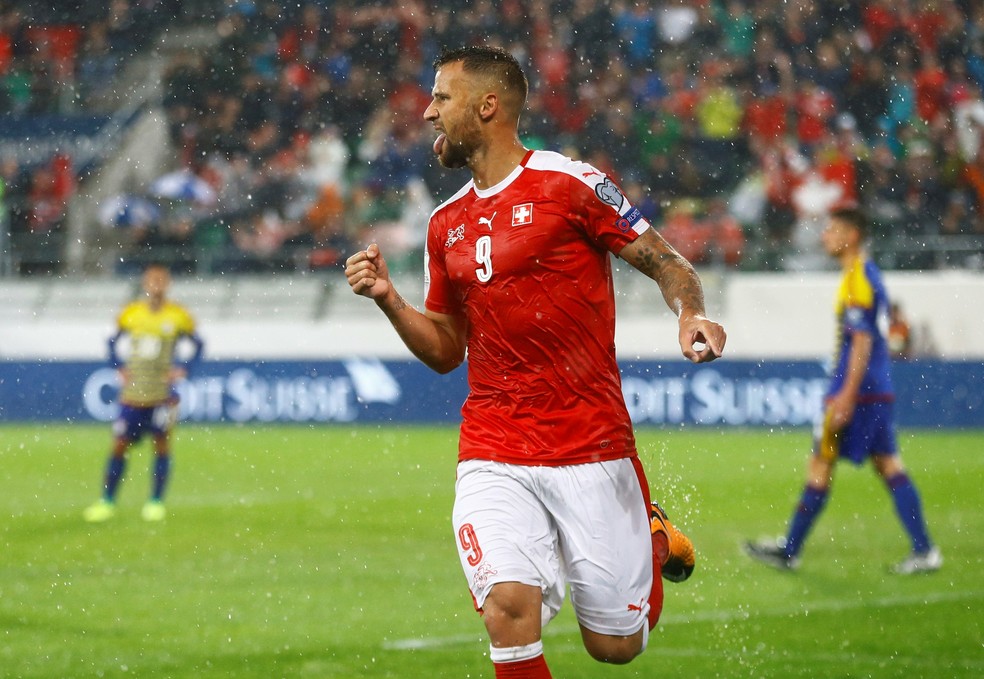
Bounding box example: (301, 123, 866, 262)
(745, 207, 941, 574)
(83, 264, 204, 523)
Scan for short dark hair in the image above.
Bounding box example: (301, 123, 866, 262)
(830, 206, 868, 239)
(434, 45, 528, 108)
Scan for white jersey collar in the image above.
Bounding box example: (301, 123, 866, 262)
(472, 152, 533, 199)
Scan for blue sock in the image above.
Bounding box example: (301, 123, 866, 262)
(104, 456, 126, 501)
(886, 472, 931, 553)
(152, 455, 171, 502)
(785, 486, 828, 558)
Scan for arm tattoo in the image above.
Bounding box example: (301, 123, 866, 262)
(629, 232, 706, 317)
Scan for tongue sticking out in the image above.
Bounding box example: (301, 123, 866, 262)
(433, 133, 446, 155)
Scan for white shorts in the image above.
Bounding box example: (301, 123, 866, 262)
(452, 457, 655, 637)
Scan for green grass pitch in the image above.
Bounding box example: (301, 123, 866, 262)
(1, 423, 982, 678)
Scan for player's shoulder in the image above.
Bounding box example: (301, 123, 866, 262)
(524, 149, 606, 187)
(525, 150, 632, 213)
(163, 300, 196, 326)
(163, 299, 191, 313)
(862, 257, 886, 284)
(863, 258, 891, 305)
(430, 180, 475, 222)
(852, 257, 884, 287)
(526, 150, 640, 224)
(843, 257, 880, 307)
(120, 299, 143, 314)
(117, 300, 145, 324)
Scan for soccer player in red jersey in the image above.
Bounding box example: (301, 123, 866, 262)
(345, 46, 726, 677)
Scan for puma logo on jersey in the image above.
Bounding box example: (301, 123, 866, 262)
(478, 212, 497, 230)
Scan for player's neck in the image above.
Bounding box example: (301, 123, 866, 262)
(147, 294, 165, 311)
(470, 138, 528, 190)
(839, 247, 864, 271)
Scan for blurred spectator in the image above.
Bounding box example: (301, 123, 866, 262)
(704, 196, 746, 266)
(794, 81, 838, 158)
(862, 142, 909, 237)
(716, 0, 756, 59)
(693, 59, 745, 194)
(888, 301, 913, 359)
(658, 197, 745, 267)
(752, 140, 805, 253)
(953, 81, 984, 161)
(914, 51, 951, 127)
(76, 22, 118, 108)
(814, 114, 869, 207)
(614, 5, 658, 70)
(24, 154, 73, 235)
(843, 54, 891, 140)
(658, 200, 706, 264)
(0, 154, 28, 233)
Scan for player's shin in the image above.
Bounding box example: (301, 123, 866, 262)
(152, 454, 171, 501)
(104, 455, 126, 500)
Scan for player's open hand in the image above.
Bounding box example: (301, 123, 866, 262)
(679, 314, 726, 363)
(345, 243, 391, 300)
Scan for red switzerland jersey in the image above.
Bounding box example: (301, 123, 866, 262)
(425, 149, 651, 466)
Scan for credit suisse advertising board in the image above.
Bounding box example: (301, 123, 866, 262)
(0, 359, 981, 428)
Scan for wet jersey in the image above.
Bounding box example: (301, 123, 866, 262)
(113, 300, 199, 406)
(828, 256, 893, 401)
(425, 149, 651, 466)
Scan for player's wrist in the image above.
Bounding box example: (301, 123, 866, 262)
(677, 309, 707, 324)
(375, 286, 404, 313)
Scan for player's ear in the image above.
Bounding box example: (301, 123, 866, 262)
(478, 92, 498, 121)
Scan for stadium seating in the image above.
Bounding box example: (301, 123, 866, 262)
(2, 0, 983, 277)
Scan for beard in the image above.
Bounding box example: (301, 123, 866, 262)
(439, 142, 470, 169)
(438, 120, 482, 169)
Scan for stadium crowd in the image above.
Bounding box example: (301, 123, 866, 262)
(3, 0, 984, 275)
(0, 0, 188, 274)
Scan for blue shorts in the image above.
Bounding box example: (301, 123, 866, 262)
(814, 400, 897, 465)
(113, 403, 175, 442)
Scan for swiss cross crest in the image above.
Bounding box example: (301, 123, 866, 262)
(472, 561, 498, 589)
(511, 203, 533, 226)
(445, 224, 465, 248)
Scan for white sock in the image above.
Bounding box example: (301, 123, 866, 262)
(489, 640, 544, 664)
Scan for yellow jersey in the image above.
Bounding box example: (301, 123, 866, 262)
(115, 300, 197, 406)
